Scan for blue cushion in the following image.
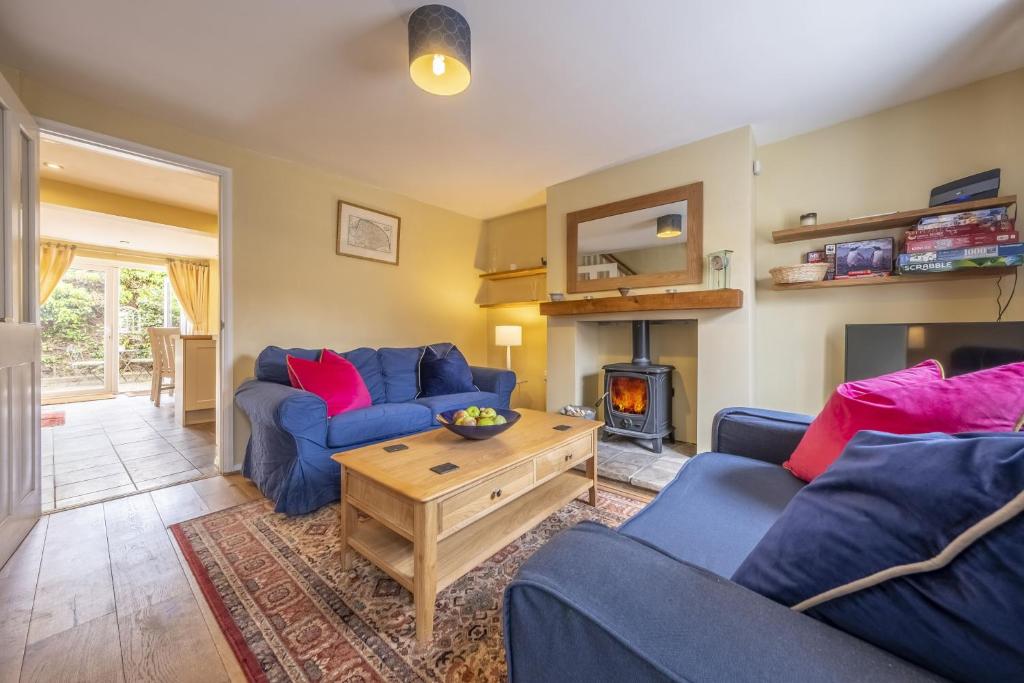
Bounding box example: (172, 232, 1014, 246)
(341, 347, 386, 404)
(326, 403, 433, 448)
(419, 344, 477, 396)
(413, 391, 501, 417)
(732, 431, 1024, 683)
(619, 453, 804, 577)
(255, 346, 319, 384)
(378, 347, 424, 403)
(253, 346, 385, 403)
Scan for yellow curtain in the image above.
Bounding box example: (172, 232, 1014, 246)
(39, 242, 76, 305)
(167, 259, 210, 334)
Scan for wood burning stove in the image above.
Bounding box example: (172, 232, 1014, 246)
(602, 321, 674, 452)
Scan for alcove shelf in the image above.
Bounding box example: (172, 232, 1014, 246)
(771, 267, 1016, 290)
(479, 266, 547, 280)
(771, 195, 1017, 244)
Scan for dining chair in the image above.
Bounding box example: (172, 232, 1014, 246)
(148, 327, 179, 407)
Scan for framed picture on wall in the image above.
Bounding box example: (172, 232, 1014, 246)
(336, 201, 401, 265)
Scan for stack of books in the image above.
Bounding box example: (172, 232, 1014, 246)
(898, 207, 1021, 274)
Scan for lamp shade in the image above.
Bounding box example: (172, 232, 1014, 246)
(495, 325, 522, 347)
(408, 5, 471, 96)
(656, 213, 683, 238)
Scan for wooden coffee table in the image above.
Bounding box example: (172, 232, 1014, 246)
(332, 408, 602, 643)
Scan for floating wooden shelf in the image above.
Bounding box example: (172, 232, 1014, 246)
(539, 289, 743, 316)
(479, 266, 546, 280)
(772, 267, 1017, 290)
(771, 195, 1017, 244)
(478, 300, 540, 309)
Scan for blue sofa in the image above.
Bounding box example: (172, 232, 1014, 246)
(236, 344, 515, 515)
(503, 408, 947, 682)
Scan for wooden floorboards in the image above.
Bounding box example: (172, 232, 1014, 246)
(1, 474, 260, 683)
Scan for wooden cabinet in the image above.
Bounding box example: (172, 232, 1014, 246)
(174, 335, 217, 426)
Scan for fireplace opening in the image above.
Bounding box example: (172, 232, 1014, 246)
(610, 376, 648, 415)
(602, 321, 674, 453)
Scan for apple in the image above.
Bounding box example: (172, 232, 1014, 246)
(456, 416, 477, 426)
(452, 410, 469, 423)
(466, 406, 481, 418)
(480, 407, 497, 419)
(493, 415, 507, 425)
(477, 417, 495, 426)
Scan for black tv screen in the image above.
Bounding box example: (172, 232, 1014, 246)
(845, 322, 1024, 381)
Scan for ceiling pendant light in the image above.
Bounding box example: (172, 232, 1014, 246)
(656, 214, 683, 238)
(408, 5, 471, 96)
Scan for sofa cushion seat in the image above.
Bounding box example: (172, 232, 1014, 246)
(327, 403, 433, 448)
(619, 452, 805, 578)
(412, 391, 502, 417)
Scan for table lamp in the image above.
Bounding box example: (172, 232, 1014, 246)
(495, 325, 522, 371)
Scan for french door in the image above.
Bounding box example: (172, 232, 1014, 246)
(0, 73, 41, 567)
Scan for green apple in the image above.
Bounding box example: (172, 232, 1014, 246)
(480, 407, 497, 419)
(477, 417, 495, 426)
(493, 415, 507, 425)
(466, 406, 481, 418)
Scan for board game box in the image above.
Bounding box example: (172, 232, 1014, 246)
(834, 238, 894, 278)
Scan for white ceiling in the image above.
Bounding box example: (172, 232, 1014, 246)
(42, 204, 219, 259)
(2, 1, 1023, 218)
(41, 135, 219, 213)
(579, 201, 687, 254)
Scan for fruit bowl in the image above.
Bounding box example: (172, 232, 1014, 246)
(437, 408, 521, 440)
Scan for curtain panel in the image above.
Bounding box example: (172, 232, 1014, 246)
(39, 242, 76, 305)
(167, 259, 210, 334)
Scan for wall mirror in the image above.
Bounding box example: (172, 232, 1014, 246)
(566, 182, 703, 293)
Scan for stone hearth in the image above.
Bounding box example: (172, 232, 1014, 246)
(578, 433, 696, 492)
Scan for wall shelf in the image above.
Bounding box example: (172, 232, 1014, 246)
(772, 267, 1016, 290)
(539, 289, 743, 316)
(479, 266, 546, 280)
(478, 300, 540, 309)
(771, 195, 1017, 244)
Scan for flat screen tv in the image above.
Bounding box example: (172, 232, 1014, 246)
(845, 322, 1024, 381)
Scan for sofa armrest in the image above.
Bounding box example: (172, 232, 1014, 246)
(235, 379, 329, 446)
(505, 523, 942, 683)
(711, 407, 813, 465)
(470, 366, 516, 407)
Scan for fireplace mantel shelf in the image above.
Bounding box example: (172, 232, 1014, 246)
(539, 289, 743, 316)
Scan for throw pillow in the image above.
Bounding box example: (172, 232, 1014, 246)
(378, 347, 425, 402)
(286, 349, 371, 417)
(784, 360, 1024, 481)
(419, 344, 477, 396)
(733, 430, 1024, 683)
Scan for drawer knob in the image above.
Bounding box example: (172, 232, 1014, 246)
(564, 453, 573, 461)
(491, 488, 503, 499)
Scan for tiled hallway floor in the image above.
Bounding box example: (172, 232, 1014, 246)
(42, 395, 217, 512)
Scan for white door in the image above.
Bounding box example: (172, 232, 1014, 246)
(0, 73, 41, 566)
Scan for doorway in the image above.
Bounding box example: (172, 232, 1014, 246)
(35, 127, 232, 511)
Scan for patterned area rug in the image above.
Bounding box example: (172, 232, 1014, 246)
(172, 490, 646, 682)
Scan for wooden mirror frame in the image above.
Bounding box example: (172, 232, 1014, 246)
(566, 182, 703, 294)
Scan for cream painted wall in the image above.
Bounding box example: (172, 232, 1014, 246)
(3, 67, 488, 466)
(546, 127, 756, 452)
(481, 205, 548, 410)
(755, 68, 1024, 414)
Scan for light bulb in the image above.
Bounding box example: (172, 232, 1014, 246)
(432, 54, 446, 76)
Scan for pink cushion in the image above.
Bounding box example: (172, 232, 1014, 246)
(285, 349, 372, 417)
(785, 360, 1024, 481)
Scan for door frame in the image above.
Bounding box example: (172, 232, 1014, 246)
(36, 119, 238, 471)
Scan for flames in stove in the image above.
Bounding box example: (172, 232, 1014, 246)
(610, 376, 648, 415)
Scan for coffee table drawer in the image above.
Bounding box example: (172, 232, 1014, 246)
(439, 462, 534, 533)
(535, 435, 592, 481)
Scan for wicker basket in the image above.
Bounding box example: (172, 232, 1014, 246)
(770, 263, 830, 285)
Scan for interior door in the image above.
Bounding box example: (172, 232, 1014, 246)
(0, 73, 41, 567)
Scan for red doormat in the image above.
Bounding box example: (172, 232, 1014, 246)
(41, 411, 65, 428)
(172, 491, 645, 682)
